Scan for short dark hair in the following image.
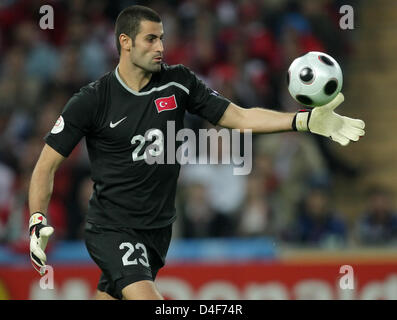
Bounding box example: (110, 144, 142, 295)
(115, 5, 161, 55)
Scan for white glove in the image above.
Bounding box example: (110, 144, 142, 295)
(29, 212, 54, 275)
(293, 93, 365, 146)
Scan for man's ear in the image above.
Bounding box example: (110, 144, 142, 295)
(119, 33, 132, 52)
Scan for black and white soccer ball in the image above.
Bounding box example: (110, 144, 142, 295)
(287, 51, 343, 107)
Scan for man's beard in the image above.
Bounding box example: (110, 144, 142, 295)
(150, 62, 162, 73)
(133, 59, 161, 73)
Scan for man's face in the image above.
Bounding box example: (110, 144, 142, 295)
(129, 20, 164, 73)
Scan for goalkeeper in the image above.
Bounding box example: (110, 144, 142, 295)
(28, 5, 365, 300)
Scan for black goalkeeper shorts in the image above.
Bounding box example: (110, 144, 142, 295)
(84, 221, 172, 299)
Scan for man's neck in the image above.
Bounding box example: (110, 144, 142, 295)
(118, 58, 152, 92)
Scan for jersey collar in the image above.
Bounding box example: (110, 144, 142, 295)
(115, 65, 159, 96)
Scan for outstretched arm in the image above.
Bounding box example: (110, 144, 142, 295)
(218, 93, 365, 146)
(218, 102, 295, 133)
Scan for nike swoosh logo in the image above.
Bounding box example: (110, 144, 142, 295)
(110, 117, 127, 128)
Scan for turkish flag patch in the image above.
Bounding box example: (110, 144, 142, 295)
(154, 95, 178, 113)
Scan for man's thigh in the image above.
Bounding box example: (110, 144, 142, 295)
(122, 280, 163, 300)
(95, 281, 162, 300)
(95, 290, 117, 300)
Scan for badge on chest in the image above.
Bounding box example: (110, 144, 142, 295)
(154, 95, 178, 113)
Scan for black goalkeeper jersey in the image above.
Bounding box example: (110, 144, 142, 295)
(45, 63, 230, 229)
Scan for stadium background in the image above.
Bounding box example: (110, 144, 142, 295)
(1, 0, 397, 300)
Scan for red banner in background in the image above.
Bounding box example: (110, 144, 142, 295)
(1, 261, 397, 300)
(158, 261, 397, 300)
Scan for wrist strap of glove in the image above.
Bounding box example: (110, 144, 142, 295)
(29, 212, 47, 235)
(292, 109, 312, 132)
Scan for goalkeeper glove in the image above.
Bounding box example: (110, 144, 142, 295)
(29, 212, 54, 275)
(292, 93, 365, 146)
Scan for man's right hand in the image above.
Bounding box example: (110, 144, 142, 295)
(29, 212, 54, 275)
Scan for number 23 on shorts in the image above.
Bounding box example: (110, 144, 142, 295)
(119, 242, 150, 267)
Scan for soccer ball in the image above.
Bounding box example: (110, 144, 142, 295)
(287, 51, 343, 107)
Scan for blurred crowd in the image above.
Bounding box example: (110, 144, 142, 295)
(1, 0, 396, 253)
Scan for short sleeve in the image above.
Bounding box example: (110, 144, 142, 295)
(182, 66, 230, 125)
(45, 84, 98, 157)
